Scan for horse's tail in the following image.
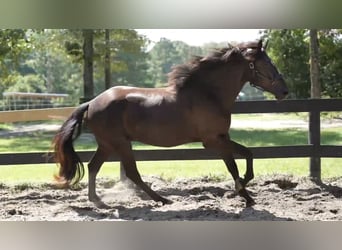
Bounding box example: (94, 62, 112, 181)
(52, 102, 89, 186)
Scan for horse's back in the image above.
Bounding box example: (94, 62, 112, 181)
(85, 85, 196, 146)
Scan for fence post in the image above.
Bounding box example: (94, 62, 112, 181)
(308, 110, 321, 180)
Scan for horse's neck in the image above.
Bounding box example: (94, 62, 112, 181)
(210, 65, 247, 112)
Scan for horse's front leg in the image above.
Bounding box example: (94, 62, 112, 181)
(223, 155, 255, 207)
(203, 134, 255, 207)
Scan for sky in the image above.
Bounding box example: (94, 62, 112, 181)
(135, 29, 263, 47)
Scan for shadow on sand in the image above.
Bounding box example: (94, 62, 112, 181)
(69, 203, 292, 221)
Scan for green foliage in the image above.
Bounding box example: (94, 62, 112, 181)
(6, 74, 45, 92)
(0, 29, 29, 63)
(2, 29, 342, 103)
(1, 30, 83, 106)
(62, 29, 151, 93)
(0, 29, 32, 93)
(102, 29, 150, 89)
(262, 29, 342, 99)
(262, 29, 310, 99)
(146, 38, 205, 87)
(319, 29, 342, 98)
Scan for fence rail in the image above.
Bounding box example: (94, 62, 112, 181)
(0, 107, 75, 122)
(1, 92, 71, 111)
(1, 99, 342, 180)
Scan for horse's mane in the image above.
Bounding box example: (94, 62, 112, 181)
(167, 41, 261, 90)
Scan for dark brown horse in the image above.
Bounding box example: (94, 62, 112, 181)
(53, 40, 288, 207)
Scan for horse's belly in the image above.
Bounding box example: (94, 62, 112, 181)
(125, 112, 195, 147)
(130, 123, 194, 147)
(123, 101, 197, 147)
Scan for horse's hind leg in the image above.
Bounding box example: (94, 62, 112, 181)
(117, 141, 172, 205)
(230, 141, 254, 186)
(88, 147, 109, 207)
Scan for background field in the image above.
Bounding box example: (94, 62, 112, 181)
(0, 113, 341, 184)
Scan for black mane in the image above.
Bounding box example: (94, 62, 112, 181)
(167, 40, 263, 90)
(167, 45, 241, 89)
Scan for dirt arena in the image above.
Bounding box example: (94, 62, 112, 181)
(1, 175, 342, 221)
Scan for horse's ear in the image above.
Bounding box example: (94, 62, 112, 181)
(263, 40, 269, 50)
(241, 47, 258, 61)
(258, 39, 263, 49)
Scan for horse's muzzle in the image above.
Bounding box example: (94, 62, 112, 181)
(274, 78, 288, 101)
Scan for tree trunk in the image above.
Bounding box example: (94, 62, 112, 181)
(104, 29, 111, 90)
(309, 29, 321, 99)
(82, 29, 94, 103)
(309, 29, 321, 180)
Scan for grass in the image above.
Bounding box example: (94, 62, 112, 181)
(0, 131, 55, 152)
(0, 123, 13, 131)
(0, 158, 341, 184)
(2, 127, 341, 153)
(0, 114, 341, 184)
(232, 113, 308, 121)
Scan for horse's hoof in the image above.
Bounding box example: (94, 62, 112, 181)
(94, 200, 111, 209)
(90, 196, 110, 209)
(246, 199, 256, 207)
(238, 188, 255, 207)
(160, 198, 173, 205)
(239, 178, 246, 188)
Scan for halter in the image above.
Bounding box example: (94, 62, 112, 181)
(248, 61, 283, 92)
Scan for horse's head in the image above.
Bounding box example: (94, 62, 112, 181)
(239, 40, 288, 101)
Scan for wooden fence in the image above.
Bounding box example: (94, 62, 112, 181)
(1, 99, 342, 180)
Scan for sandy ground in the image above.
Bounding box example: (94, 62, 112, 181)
(1, 117, 341, 221)
(1, 175, 342, 221)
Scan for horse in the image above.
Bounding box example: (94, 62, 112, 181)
(53, 40, 288, 208)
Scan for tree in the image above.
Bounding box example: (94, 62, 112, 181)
(147, 38, 184, 86)
(98, 29, 150, 89)
(309, 29, 321, 98)
(104, 29, 111, 90)
(0, 29, 31, 94)
(1, 30, 83, 104)
(23, 30, 81, 95)
(318, 29, 342, 98)
(0, 29, 151, 107)
(147, 38, 205, 87)
(263, 29, 342, 99)
(82, 29, 94, 102)
(66, 29, 150, 92)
